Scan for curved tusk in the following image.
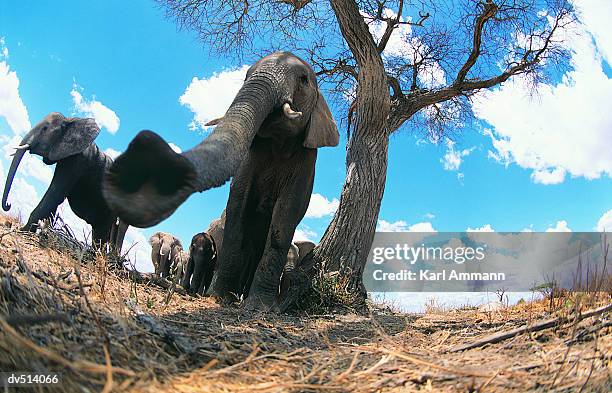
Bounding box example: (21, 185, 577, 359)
(283, 103, 302, 120)
(14, 144, 30, 150)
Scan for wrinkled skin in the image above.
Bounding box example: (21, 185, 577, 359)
(181, 232, 216, 295)
(149, 232, 183, 278)
(2, 112, 127, 252)
(280, 241, 316, 299)
(103, 52, 338, 311)
(172, 250, 190, 285)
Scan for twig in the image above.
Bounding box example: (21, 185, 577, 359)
(4, 313, 70, 327)
(451, 303, 612, 352)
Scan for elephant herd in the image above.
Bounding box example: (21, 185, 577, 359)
(149, 212, 316, 299)
(2, 51, 338, 311)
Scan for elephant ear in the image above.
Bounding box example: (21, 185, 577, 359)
(303, 91, 339, 149)
(47, 117, 100, 162)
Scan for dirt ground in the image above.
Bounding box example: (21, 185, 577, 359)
(0, 214, 610, 392)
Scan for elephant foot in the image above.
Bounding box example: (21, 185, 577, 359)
(242, 293, 279, 313)
(211, 290, 240, 305)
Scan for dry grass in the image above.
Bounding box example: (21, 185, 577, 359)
(0, 213, 610, 392)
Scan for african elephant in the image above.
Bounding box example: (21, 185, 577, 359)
(103, 51, 339, 311)
(2, 112, 127, 252)
(149, 232, 183, 278)
(181, 232, 216, 295)
(280, 241, 316, 298)
(171, 249, 190, 285)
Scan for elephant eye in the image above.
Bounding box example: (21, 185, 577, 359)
(299, 75, 308, 85)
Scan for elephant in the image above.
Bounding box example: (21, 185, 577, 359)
(149, 232, 183, 278)
(103, 51, 339, 311)
(280, 241, 316, 299)
(171, 249, 190, 285)
(2, 112, 127, 252)
(205, 211, 314, 298)
(181, 232, 216, 295)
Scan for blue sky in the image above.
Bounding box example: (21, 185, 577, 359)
(0, 0, 611, 272)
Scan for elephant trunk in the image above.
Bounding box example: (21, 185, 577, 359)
(2, 132, 33, 211)
(103, 71, 283, 228)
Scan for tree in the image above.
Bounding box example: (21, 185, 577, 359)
(159, 0, 574, 310)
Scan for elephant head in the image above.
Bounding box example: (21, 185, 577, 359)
(149, 232, 183, 278)
(103, 52, 338, 228)
(2, 112, 99, 211)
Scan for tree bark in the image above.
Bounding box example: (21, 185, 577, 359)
(311, 0, 391, 301)
(315, 128, 389, 296)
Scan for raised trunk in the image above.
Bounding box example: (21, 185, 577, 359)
(103, 73, 281, 228)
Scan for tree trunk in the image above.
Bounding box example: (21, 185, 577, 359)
(315, 126, 389, 297)
(278, 0, 391, 311)
(313, 0, 391, 301)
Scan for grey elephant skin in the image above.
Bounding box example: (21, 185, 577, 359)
(2, 112, 127, 252)
(103, 52, 339, 311)
(149, 232, 183, 278)
(172, 249, 190, 285)
(181, 232, 216, 295)
(280, 241, 316, 299)
(207, 212, 314, 298)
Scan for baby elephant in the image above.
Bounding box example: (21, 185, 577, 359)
(181, 232, 216, 295)
(280, 241, 316, 298)
(150, 232, 183, 278)
(171, 250, 190, 285)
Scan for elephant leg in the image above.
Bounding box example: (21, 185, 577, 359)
(201, 263, 215, 295)
(161, 254, 172, 278)
(191, 254, 206, 295)
(181, 256, 195, 290)
(22, 172, 76, 232)
(24, 157, 80, 232)
(109, 218, 128, 255)
(245, 159, 314, 311)
(212, 167, 255, 300)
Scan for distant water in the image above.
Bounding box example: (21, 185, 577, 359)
(370, 292, 543, 313)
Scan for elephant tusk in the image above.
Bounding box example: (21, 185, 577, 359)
(283, 103, 302, 120)
(204, 117, 223, 126)
(14, 144, 30, 150)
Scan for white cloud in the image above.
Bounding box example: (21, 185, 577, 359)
(123, 227, 153, 272)
(473, 12, 612, 184)
(168, 143, 182, 153)
(595, 210, 612, 232)
(441, 140, 474, 171)
(305, 193, 340, 218)
(293, 227, 318, 242)
(424, 213, 435, 220)
(546, 220, 572, 232)
(377, 219, 436, 232)
(574, 0, 612, 64)
(103, 147, 121, 160)
(180, 65, 249, 130)
(0, 46, 30, 135)
(530, 167, 567, 185)
(467, 224, 495, 232)
(71, 83, 120, 134)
